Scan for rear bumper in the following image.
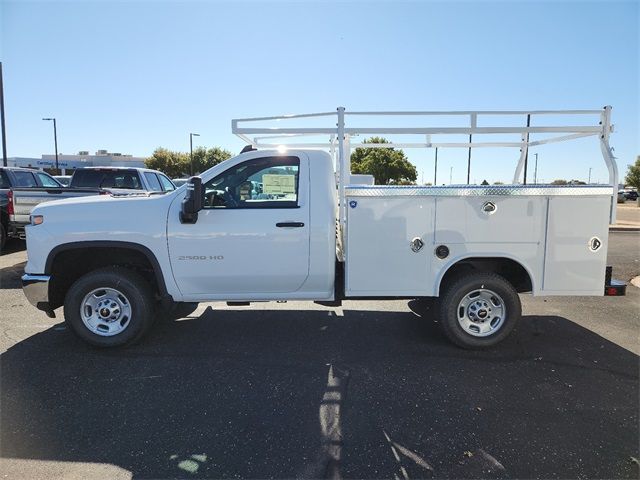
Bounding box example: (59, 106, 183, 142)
(21, 274, 55, 316)
(8, 222, 28, 239)
(604, 266, 626, 296)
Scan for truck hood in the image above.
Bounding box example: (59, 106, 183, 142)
(24, 185, 184, 277)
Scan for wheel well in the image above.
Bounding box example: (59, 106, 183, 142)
(47, 246, 165, 309)
(439, 257, 533, 295)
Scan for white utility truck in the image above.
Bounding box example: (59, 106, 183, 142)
(22, 107, 626, 348)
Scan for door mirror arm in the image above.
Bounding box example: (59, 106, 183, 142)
(180, 176, 204, 224)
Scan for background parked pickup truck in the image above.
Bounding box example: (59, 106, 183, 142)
(0, 167, 104, 250)
(1, 167, 178, 252)
(69, 167, 176, 194)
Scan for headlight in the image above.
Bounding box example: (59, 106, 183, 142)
(31, 215, 44, 225)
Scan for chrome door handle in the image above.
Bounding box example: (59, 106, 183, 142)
(276, 222, 305, 228)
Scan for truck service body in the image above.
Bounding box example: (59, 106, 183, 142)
(21, 107, 625, 348)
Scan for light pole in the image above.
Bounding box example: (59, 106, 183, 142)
(42, 117, 59, 171)
(189, 133, 200, 175)
(450, 166, 453, 185)
(588, 167, 592, 184)
(1, 62, 7, 167)
(533, 153, 538, 184)
(433, 147, 438, 185)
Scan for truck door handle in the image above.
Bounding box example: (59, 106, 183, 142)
(276, 222, 305, 228)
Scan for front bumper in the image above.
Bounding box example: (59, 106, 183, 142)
(22, 274, 55, 317)
(8, 222, 28, 240)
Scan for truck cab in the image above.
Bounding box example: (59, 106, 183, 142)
(166, 150, 336, 300)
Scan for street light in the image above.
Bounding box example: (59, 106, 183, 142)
(189, 133, 200, 175)
(42, 117, 59, 171)
(588, 167, 592, 184)
(450, 166, 453, 185)
(1, 62, 7, 167)
(533, 153, 539, 185)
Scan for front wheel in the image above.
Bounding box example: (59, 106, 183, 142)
(64, 267, 155, 347)
(439, 272, 521, 349)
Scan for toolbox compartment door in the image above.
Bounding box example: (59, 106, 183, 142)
(542, 196, 609, 294)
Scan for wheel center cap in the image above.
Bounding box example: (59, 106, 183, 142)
(478, 310, 487, 319)
(99, 307, 111, 318)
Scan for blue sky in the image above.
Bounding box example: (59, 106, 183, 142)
(1, 0, 638, 184)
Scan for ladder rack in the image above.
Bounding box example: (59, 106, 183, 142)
(232, 106, 617, 225)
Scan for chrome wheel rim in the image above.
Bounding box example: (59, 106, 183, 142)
(457, 288, 506, 337)
(80, 287, 132, 336)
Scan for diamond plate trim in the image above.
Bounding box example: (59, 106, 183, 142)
(345, 185, 613, 197)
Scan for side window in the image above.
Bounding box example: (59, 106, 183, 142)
(111, 172, 142, 189)
(13, 171, 38, 187)
(144, 172, 162, 192)
(157, 174, 175, 191)
(203, 156, 300, 209)
(0, 171, 9, 189)
(37, 172, 61, 187)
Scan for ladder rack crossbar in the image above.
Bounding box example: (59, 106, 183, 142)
(238, 126, 601, 135)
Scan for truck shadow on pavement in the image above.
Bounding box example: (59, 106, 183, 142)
(1, 306, 638, 479)
(0, 239, 26, 257)
(0, 261, 26, 289)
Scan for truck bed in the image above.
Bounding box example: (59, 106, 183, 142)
(8, 187, 104, 228)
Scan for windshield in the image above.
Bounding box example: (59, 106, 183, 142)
(72, 170, 143, 190)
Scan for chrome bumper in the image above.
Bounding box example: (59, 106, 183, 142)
(22, 274, 52, 312)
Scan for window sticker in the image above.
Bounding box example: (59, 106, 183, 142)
(262, 174, 296, 194)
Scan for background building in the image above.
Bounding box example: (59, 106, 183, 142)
(8, 150, 146, 174)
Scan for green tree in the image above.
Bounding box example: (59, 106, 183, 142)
(145, 146, 233, 178)
(350, 137, 417, 185)
(624, 156, 640, 188)
(551, 179, 568, 185)
(191, 146, 233, 175)
(145, 148, 189, 178)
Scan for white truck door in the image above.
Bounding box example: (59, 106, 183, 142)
(167, 154, 310, 296)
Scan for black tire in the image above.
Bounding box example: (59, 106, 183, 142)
(0, 222, 7, 254)
(439, 272, 521, 349)
(63, 266, 156, 347)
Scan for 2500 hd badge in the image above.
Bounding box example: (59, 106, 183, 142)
(177, 255, 224, 261)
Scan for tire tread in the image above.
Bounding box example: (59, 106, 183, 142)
(439, 271, 521, 349)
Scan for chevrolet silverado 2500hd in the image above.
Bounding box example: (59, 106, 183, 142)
(21, 107, 626, 348)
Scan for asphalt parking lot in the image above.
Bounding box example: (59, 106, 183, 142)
(0, 233, 638, 479)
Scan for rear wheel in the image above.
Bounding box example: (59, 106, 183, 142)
(64, 267, 155, 347)
(439, 272, 521, 349)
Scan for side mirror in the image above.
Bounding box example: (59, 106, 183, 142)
(180, 176, 203, 224)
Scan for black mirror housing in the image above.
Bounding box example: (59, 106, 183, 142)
(180, 176, 203, 224)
